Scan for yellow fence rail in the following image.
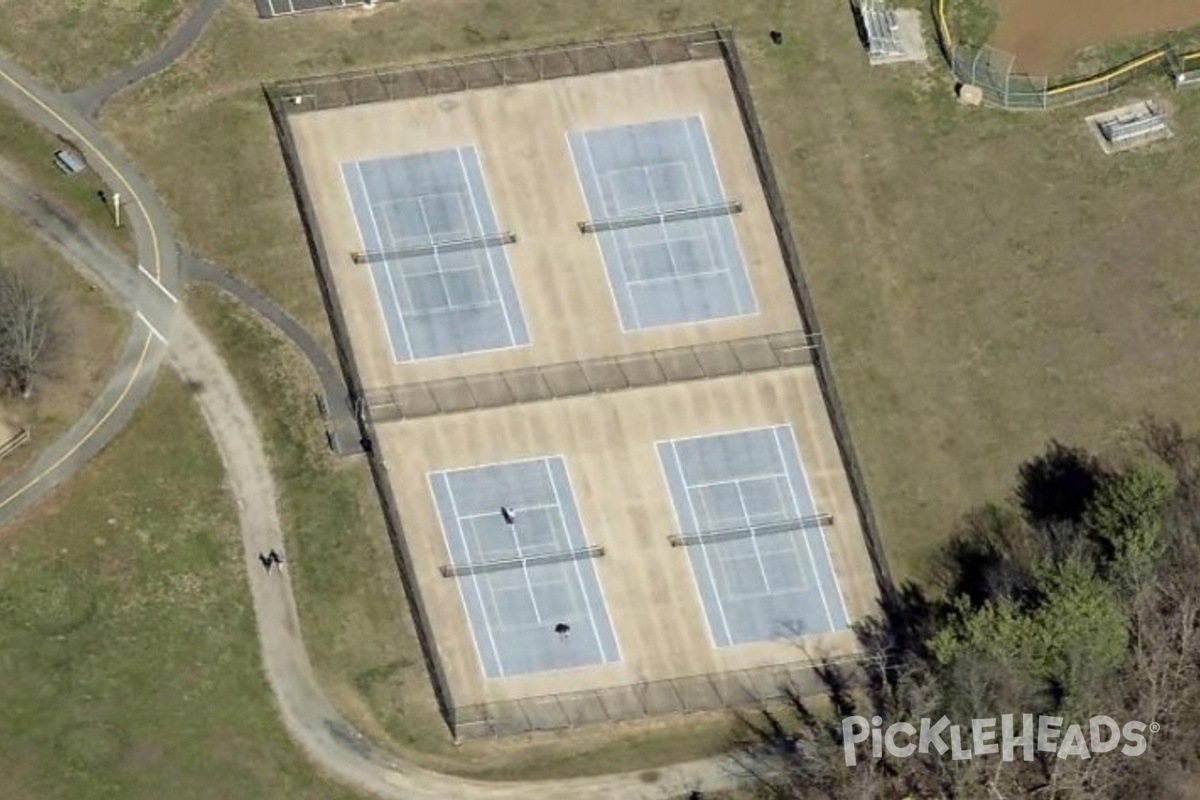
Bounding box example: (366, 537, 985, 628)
(1045, 47, 1167, 98)
(933, 0, 1200, 108)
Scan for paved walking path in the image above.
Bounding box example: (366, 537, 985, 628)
(183, 252, 363, 454)
(0, 12, 748, 798)
(67, 0, 228, 119)
(0, 55, 181, 523)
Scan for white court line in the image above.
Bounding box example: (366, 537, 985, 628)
(458, 501, 559, 522)
(428, 472, 504, 680)
(684, 470, 789, 492)
(372, 188, 426, 360)
(456, 147, 518, 346)
(775, 426, 836, 631)
(412, 195, 457, 314)
(678, 122, 735, 286)
(137, 263, 178, 304)
(341, 162, 410, 363)
(784, 425, 851, 626)
(469, 148, 533, 344)
(546, 458, 615, 664)
(673, 167, 727, 288)
(642, 164, 687, 285)
(136, 311, 168, 345)
(435, 452, 568, 477)
(405, 300, 500, 317)
(509, 528, 542, 627)
(569, 132, 643, 332)
(690, 115, 759, 317)
(651, 444, 720, 651)
(657, 423, 781, 448)
(732, 481, 775, 594)
(670, 440, 734, 648)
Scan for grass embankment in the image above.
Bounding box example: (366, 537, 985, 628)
(109, 0, 1200, 578)
(0, 205, 126, 483)
(188, 285, 739, 779)
(0, 0, 195, 90)
(84, 0, 1200, 779)
(0, 100, 134, 258)
(0, 375, 362, 799)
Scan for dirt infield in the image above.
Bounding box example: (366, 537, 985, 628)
(993, 0, 1200, 74)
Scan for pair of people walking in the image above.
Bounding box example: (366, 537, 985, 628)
(258, 549, 284, 572)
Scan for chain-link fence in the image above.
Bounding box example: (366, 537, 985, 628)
(1167, 49, 1200, 87)
(450, 657, 859, 739)
(935, 0, 1192, 108)
(268, 26, 895, 739)
(361, 330, 820, 421)
(266, 27, 726, 112)
(949, 45, 1048, 109)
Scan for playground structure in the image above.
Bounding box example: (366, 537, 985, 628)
(934, 0, 1200, 109)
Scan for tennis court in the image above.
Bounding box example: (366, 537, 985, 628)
(429, 456, 621, 678)
(341, 146, 529, 362)
(658, 425, 849, 647)
(568, 116, 757, 331)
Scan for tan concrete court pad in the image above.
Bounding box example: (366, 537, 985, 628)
(377, 366, 877, 710)
(287, 58, 804, 389)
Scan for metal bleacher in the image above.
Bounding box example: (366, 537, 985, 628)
(1099, 108, 1167, 144)
(861, 1, 905, 59)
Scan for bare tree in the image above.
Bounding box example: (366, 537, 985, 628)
(0, 266, 59, 398)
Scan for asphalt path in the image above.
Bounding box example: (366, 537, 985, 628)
(68, 0, 227, 119)
(0, 54, 180, 523)
(0, 7, 750, 797)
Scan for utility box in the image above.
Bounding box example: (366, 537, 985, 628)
(53, 149, 86, 175)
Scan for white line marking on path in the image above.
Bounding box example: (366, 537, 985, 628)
(138, 263, 179, 304)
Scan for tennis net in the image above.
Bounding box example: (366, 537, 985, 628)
(439, 544, 605, 577)
(668, 513, 833, 547)
(577, 200, 742, 234)
(351, 230, 516, 263)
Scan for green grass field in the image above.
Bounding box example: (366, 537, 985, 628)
(188, 285, 739, 779)
(0, 0, 194, 90)
(3, 0, 1200, 790)
(0, 375, 362, 799)
(104, 0, 1200, 582)
(0, 205, 126, 483)
(0, 100, 134, 258)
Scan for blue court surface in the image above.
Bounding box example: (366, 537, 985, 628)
(568, 116, 757, 331)
(657, 425, 849, 647)
(342, 146, 529, 362)
(429, 457, 621, 679)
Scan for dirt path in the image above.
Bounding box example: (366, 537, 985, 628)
(167, 310, 741, 799)
(993, 0, 1200, 74)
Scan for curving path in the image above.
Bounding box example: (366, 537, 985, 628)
(0, 7, 748, 798)
(67, 0, 227, 120)
(0, 54, 181, 523)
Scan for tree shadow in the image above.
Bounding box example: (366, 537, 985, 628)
(1016, 440, 1108, 527)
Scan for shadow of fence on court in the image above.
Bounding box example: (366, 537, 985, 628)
(360, 330, 820, 421)
(267, 26, 727, 112)
(934, 0, 1200, 109)
(450, 657, 858, 739)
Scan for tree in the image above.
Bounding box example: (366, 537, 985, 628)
(1084, 461, 1175, 587)
(740, 436, 1200, 800)
(0, 266, 59, 398)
